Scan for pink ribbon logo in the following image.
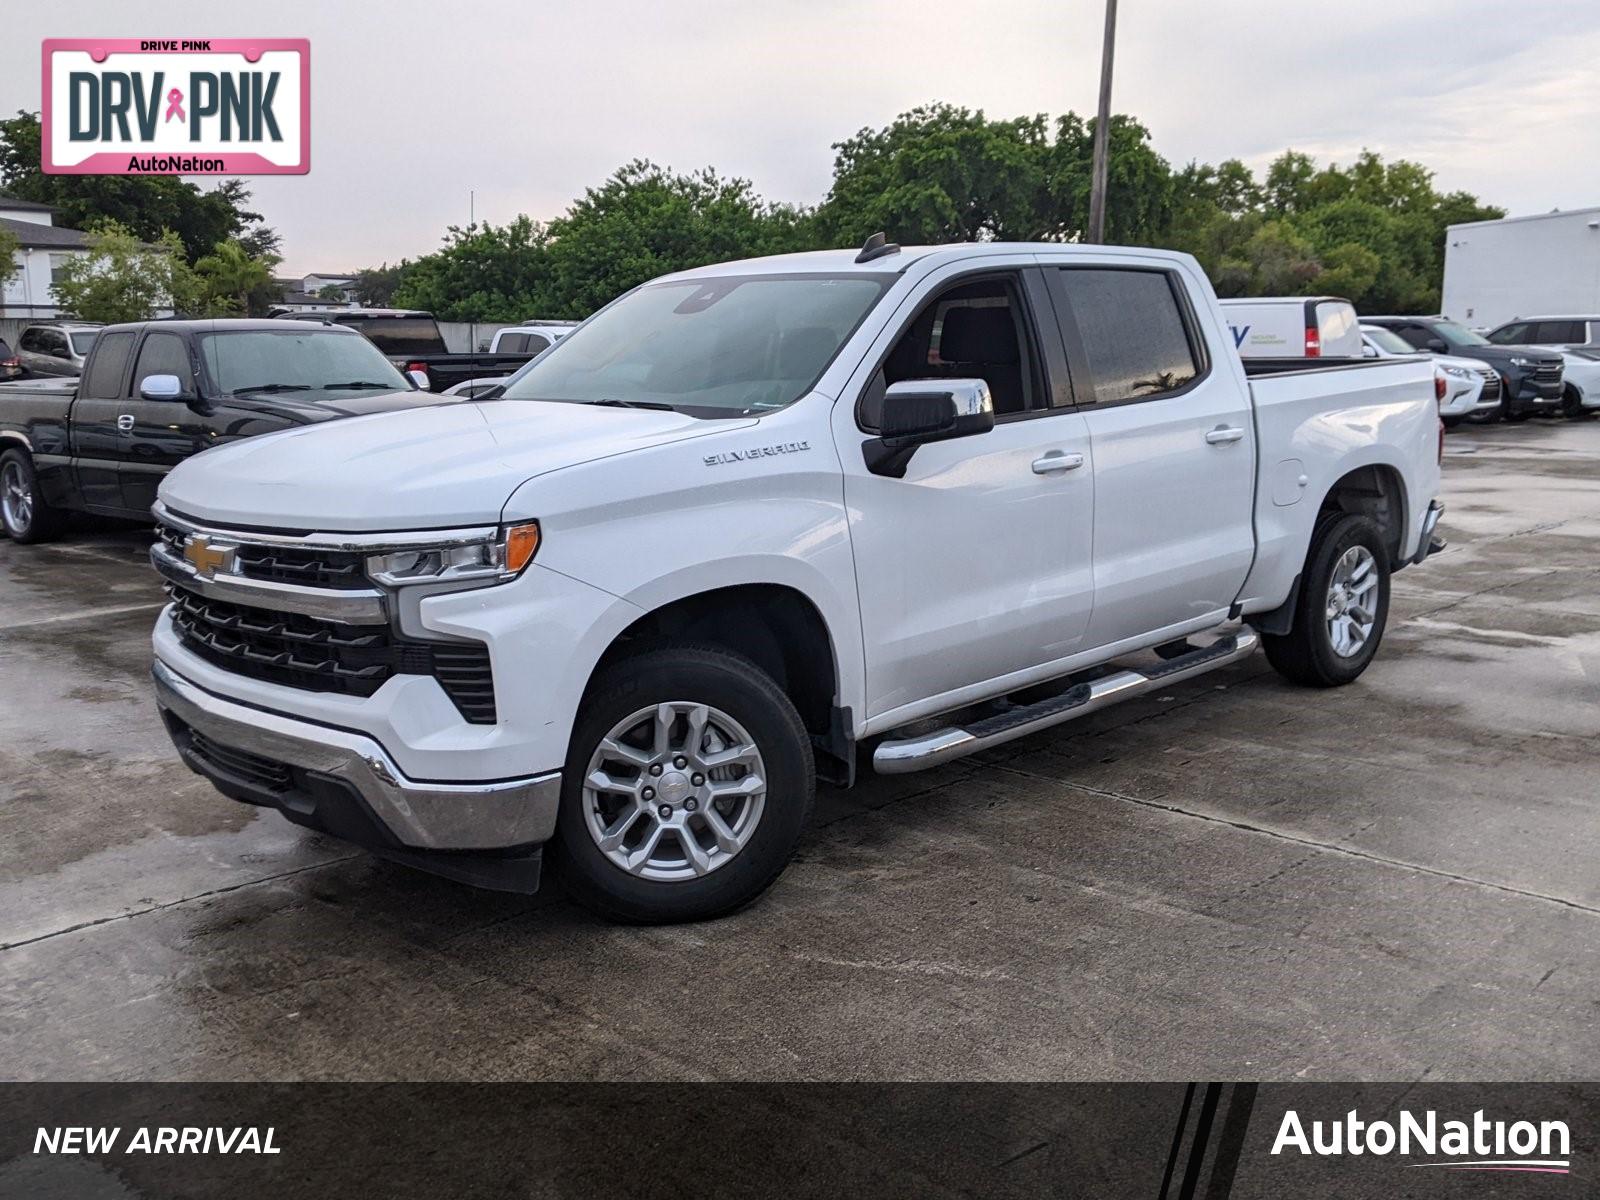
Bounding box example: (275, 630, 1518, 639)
(164, 88, 185, 123)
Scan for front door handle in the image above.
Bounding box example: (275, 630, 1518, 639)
(1205, 425, 1245, 445)
(117, 414, 135, 432)
(1032, 451, 1086, 475)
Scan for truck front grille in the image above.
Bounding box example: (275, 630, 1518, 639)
(1478, 370, 1501, 400)
(167, 584, 497, 723)
(1533, 362, 1563, 383)
(155, 519, 369, 589)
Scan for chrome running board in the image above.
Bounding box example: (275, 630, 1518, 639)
(872, 628, 1260, 774)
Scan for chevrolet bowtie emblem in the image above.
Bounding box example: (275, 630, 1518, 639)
(183, 535, 235, 578)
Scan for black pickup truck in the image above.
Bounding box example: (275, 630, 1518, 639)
(277, 309, 534, 393)
(0, 318, 457, 542)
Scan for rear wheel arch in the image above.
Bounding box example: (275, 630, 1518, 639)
(1316, 463, 1408, 568)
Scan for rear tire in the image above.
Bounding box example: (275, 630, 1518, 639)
(552, 644, 815, 923)
(1262, 511, 1391, 688)
(0, 448, 65, 543)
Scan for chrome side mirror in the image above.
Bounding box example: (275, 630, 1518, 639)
(406, 369, 431, 391)
(865, 378, 996, 477)
(139, 373, 183, 401)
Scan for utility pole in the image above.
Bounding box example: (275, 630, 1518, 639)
(1086, 0, 1118, 244)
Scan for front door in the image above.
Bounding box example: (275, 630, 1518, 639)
(1042, 260, 1256, 648)
(119, 331, 208, 514)
(836, 261, 1096, 726)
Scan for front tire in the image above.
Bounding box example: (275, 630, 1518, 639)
(0, 448, 65, 543)
(1263, 512, 1391, 688)
(552, 644, 815, 923)
(1562, 386, 1593, 419)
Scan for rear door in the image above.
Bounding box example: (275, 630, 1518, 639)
(1044, 260, 1256, 649)
(66, 329, 137, 511)
(119, 331, 209, 514)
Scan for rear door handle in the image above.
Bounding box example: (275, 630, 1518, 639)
(1032, 451, 1085, 475)
(117, 414, 135, 432)
(1205, 425, 1245, 445)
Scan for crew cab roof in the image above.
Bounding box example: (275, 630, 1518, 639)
(656, 242, 1197, 283)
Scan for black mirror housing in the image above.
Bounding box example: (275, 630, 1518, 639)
(864, 379, 996, 477)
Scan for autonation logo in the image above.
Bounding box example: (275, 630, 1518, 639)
(1273, 1108, 1572, 1175)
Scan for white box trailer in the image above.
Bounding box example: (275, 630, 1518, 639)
(1442, 207, 1600, 329)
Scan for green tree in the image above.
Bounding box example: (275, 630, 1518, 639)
(0, 222, 18, 287)
(815, 104, 1053, 244)
(0, 111, 277, 262)
(51, 221, 201, 322)
(194, 239, 282, 315)
(351, 262, 410, 307)
(539, 161, 810, 318)
(392, 215, 551, 321)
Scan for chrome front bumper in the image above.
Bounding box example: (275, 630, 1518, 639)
(152, 659, 560, 851)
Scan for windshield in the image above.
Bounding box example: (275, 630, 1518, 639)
(200, 330, 411, 396)
(1433, 320, 1491, 349)
(497, 274, 891, 417)
(1363, 327, 1413, 355)
(70, 330, 99, 355)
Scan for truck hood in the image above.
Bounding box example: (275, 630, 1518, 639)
(159, 400, 753, 531)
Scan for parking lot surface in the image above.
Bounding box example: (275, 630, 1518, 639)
(2, 419, 1597, 1082)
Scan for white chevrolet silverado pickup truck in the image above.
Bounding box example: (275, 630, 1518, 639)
(149, 239, 1444, 922)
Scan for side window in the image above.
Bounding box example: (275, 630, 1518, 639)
(19, 328, 40, 352)
(862, 273, 1041, 430)
(132, 334, 195, 396)
(1391, 325, 1431, 351)
(1054, 269, 1199, 404)
(497, 333, 529, 354)
(524, 334, 550, 355)
(1537, 320, 1584, 344)
(81, 331, 135, 399)
(1487, 322, 1529, 345)
(45, 329, 70, 358)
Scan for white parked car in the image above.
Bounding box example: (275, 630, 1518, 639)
(1557, 351, 1600, 418)
(150, 240, 1444, 922)
(1360, 325, 1500, 427)
(1219, 296, 1362, 359)
(1484, 315, 1600, 352)
(447, 322, 579, 396)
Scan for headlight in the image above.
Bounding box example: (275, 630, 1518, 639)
(365, 521, 540, 588)
(1442, 365, 1474, 379)
(1508, 356, 1532, 367)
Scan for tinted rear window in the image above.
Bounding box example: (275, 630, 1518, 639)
(82, 331, 135, 399)
(1055, 268, 1199, 403)
(335, 317, 445, 355)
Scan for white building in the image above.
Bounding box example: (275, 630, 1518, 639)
(1442, 207, 1600, 329)
(0, 195, 95, 319)
(271, 271, 359, 314)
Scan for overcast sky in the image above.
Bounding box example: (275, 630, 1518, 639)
(6, 0, 1599, 275)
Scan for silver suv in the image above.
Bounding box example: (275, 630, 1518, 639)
(17, 322, 102, 378)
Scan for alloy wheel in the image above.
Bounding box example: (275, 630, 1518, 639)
(1325, 545, 1379, 658)
(1, 461, 32, 534)
(582, 701, 767, 882)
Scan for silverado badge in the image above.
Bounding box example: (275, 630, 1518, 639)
(183, 534, 236, 578)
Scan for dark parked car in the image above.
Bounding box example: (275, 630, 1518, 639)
(16, 321, 103, 378)
(275, 308, 535, 393)
(0, 318, 459, 542)
(1361, 316, 1564, 421)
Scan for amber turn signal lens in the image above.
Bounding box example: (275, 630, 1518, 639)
(504, 522, 541, 574)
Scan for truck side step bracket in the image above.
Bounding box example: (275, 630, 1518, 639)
(872, 628, 1260, 775)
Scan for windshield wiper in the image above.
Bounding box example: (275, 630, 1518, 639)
(321, 381, 397, 390)
(232, 384, 311, 394)
(585, 398, 676, 411)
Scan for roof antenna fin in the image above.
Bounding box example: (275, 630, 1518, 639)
(855, 232, 901, 264)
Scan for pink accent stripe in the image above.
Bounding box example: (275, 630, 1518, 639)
(1443, 1166, 1570, 1174)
